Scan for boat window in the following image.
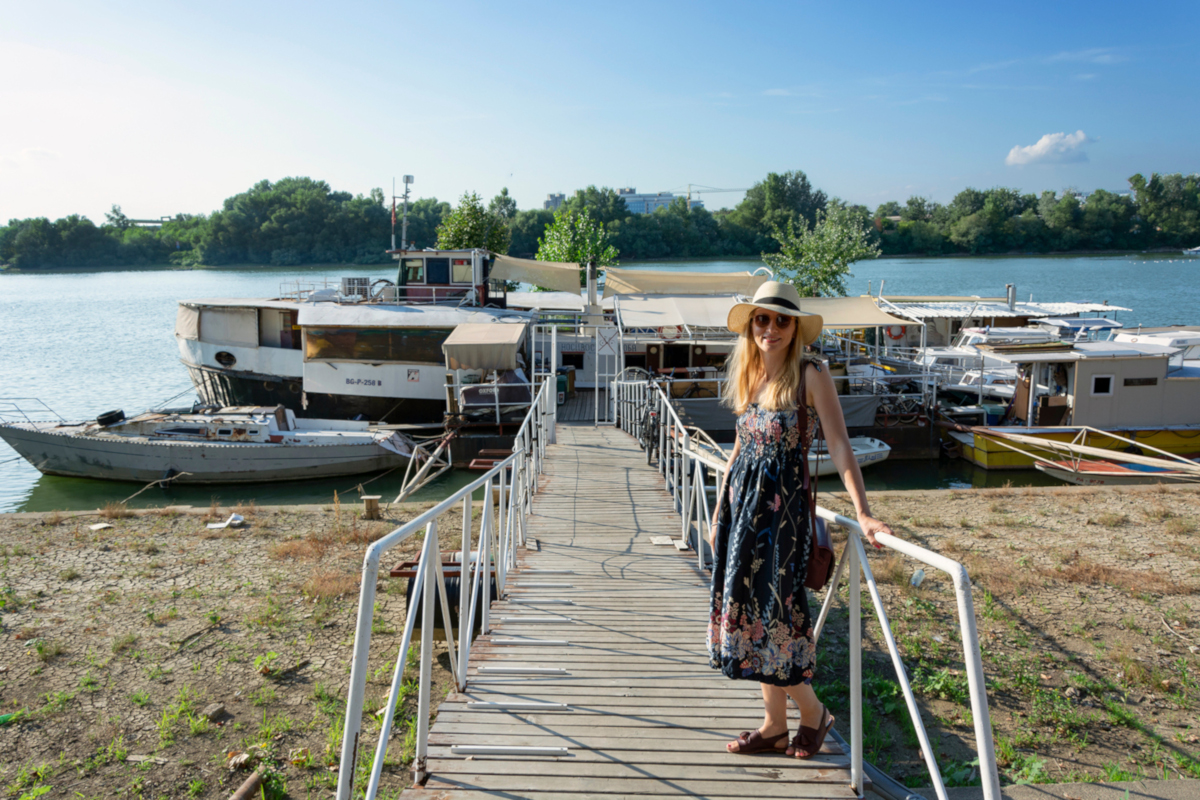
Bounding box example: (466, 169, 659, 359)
(218, 429, 232, 436)
(1123, 377, 1157, 387)
(1091, 375, 1114, 396)
(248, 429, 258, 434)
(304, 327, 451, 364)
(160, 427, 204, 435)
(426, 258, 450, 284)
(561, 352, 585, 370)
(402, 259, 425, 284)
(451, 258, 473, 284)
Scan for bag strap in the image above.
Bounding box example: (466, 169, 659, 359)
(798, 361, 822, 540)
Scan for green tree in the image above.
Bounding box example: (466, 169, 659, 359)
(534, 208, 618, 290)
(559, 186, 629, 225)
(1129, 172, 1200, 246)
(728, 170, 827, 249)
(900, 197, 933, 221)
(488, 187, 518, 221)
(875, 201, 902, 218)
(435, 191, 512, 253)
(763, 201, 879, 297)
(509, 208, 555, 258)
(104, 204, 132, 230)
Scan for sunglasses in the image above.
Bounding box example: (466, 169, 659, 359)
(752, 313, 795, 329)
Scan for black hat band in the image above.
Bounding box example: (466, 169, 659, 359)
(758, 296, 800, 312)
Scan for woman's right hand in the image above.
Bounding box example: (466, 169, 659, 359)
(707, 523, 718, 551)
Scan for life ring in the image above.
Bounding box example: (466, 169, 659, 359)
(884, 325, 905, 340)
(658, 325, 683, 341)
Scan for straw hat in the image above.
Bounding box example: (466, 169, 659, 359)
(727, 281, 823, 345)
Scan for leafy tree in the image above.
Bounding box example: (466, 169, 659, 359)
(875, 201, 902, 218)
(946, 188, 987, 222)
(900, 197, 933, 222)
(763, 201, 879, 297)
(488, 187, 518, 221)
(435, 192, 511, 253)
(559, 186, 629, 225)
(509, 208, 555, 258)
(728, 170, 827, 249)
(104, 205, 132, 230)
(1129, 172, 1200, 246)
(534, 208, 618, 290)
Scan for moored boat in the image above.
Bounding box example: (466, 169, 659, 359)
(1034, 457, 1200, 486)
(0, 405, 416, 484)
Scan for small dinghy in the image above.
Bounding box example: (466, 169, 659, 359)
(691, 429, 892, 475)
(1034, 457, 1200, 486)
(0, 405, 416, 484)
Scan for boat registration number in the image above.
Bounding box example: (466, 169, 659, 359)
(345, 378, 382, 387)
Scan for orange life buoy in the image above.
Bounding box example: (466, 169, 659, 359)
(885, 325, 905, 340)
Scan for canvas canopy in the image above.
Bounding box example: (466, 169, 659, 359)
(297, 304, 529, 328)
(603, 268, 769, 298)
(615, 294, 916, 331)
(505, 291, 616, 312)
(442, 323, 527, 371)
(489, 255, 583, 294)
(175, 305, 200, 340)
(199, 307, 258, 347)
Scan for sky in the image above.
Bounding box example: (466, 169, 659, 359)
(2, 0, 1198, 224)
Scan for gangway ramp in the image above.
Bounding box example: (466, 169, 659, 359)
(406, 422, 856, 799)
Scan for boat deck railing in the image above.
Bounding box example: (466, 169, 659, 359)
(612, 379, 1001, 800)
(0, 398, 66, 424)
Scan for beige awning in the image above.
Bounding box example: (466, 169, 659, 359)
(616, 294, 917, 331)
(805, 296, 920, 328)
(489, 255, 582, 294)
(442, 323, 527, 371)
(175, 305, 200, 340)
(603, 267, 770, 298)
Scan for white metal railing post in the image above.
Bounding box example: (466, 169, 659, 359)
(849, 537, 863, 794)
(335, 541, 381, 800)
(457, 494, 472, 690)
(480, 487, 494, 634)
(413, 520, 436, 785)
(680, 430, 691, 539)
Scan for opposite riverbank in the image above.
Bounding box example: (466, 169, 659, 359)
(0, 486, 1198, 797)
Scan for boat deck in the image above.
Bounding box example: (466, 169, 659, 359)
(404, 422, 857, 800)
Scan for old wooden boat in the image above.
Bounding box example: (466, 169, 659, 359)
(0, 405, 416, 484)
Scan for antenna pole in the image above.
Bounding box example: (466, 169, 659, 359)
(391, 177, 396, 251)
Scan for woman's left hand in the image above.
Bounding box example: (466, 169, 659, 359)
(857, 514, 893, 549)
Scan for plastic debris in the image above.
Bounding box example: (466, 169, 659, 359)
(89, 523, 114, 531)
(910, 569, 926, 588)
(207, 514, 245, 530)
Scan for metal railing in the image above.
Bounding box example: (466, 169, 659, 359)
(614, 378, 1000, 800)
(336, 377, 555, 800)
(0, 398, 66, 424)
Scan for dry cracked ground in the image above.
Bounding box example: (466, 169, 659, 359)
(1, 483, 1200, 798)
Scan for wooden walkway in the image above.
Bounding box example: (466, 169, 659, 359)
(409, 422, 856, 799)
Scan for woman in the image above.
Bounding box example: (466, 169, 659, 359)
(707, 281, 893, 758)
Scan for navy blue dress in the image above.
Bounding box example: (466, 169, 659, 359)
(707, 377, 819, 687)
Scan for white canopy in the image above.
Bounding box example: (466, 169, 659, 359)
(505, 291, 615, 312)
(442, 323, 527, 371)
(603, 268, 769, 298)
(615, 294, 916, 331)
(489, 255, 582, 294)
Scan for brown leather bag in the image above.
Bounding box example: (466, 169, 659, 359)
(799, 363, 836, 591)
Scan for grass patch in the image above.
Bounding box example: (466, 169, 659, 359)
(302, 568, 359, 600)
(99, 501, 133, 519)
(1044, 552, 1193, 595)
(1088, 512, 1128, 528)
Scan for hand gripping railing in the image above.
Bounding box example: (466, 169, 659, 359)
(615, 378, 1000, 800)
(336, 378, 553, 800)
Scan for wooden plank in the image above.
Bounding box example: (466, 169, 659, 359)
(420, 775, 857, 798)
(424, 759, 851, 783)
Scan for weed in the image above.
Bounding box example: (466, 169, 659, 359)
(1009, 754, 1050, 784)
(1089, 512, 1128, 528)
(302, 569, 358, 600)
(188, 779, 206, 797)
(58, 567, 80, 581)
(41, 690, 75, 713)
(112, 633, 138, 654)
(130, 690, 150, 707)
(911, 666, 970, 705)
(207, 610, 221, 625)
(100, 501, 133, 519)
(250, 685, 277, 706)
(1166, 518, 1197, 536)
(79, 671, 100, 693)
(33, 639, 64, 662)
(188, 713, 210, 736)
(255, 651, 280, 677)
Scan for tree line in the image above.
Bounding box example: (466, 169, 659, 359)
(1, 171, 1197, 270)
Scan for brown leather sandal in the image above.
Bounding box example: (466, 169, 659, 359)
(726, 728, 789, 754)
(788, 706, 835, 758)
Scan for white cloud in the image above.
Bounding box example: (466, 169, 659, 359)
(1005, 130, 1092, 166)
(1045, 48, 1125, 65)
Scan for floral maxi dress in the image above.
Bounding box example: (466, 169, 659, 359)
(707, 397, 818, 686)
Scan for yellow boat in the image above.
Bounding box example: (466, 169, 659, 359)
(946, 425, 1200, 470)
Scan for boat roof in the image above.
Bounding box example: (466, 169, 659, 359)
(296, 304, 531, 328)
(1037, 317, 1124, 330)
(882, 300, 1130, 319)
(180, 298, 302, 310)
(506, 291, 616, 312)
(985, 341, 1179, 363)
(1113, 330, 1200, 346)
(614, 293, 915, 331)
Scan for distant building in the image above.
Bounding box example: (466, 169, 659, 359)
(616, 187, 703, 214)
(544, 193, 566, 211)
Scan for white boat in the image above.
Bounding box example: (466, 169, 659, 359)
(705, 436, 892, 476)
(1183, 246, 1200, 256)
(0, 405, 416, 484)
(1034, 457, 1200, 486)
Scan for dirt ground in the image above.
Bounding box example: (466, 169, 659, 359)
(2, 483, 1199, 797)
(0, 498, 476, 800)
(816, 482, 1200, 788)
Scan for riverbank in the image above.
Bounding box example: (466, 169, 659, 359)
(1, 484, 1199, 796)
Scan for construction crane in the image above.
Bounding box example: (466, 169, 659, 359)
(674, 184, 752, 207)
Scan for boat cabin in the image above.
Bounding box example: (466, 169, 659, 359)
(987, 341, 1200, 429)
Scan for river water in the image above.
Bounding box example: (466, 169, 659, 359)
(1, 253, 1194, 512)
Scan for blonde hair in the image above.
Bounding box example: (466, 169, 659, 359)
(720, 322, 807, 415)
